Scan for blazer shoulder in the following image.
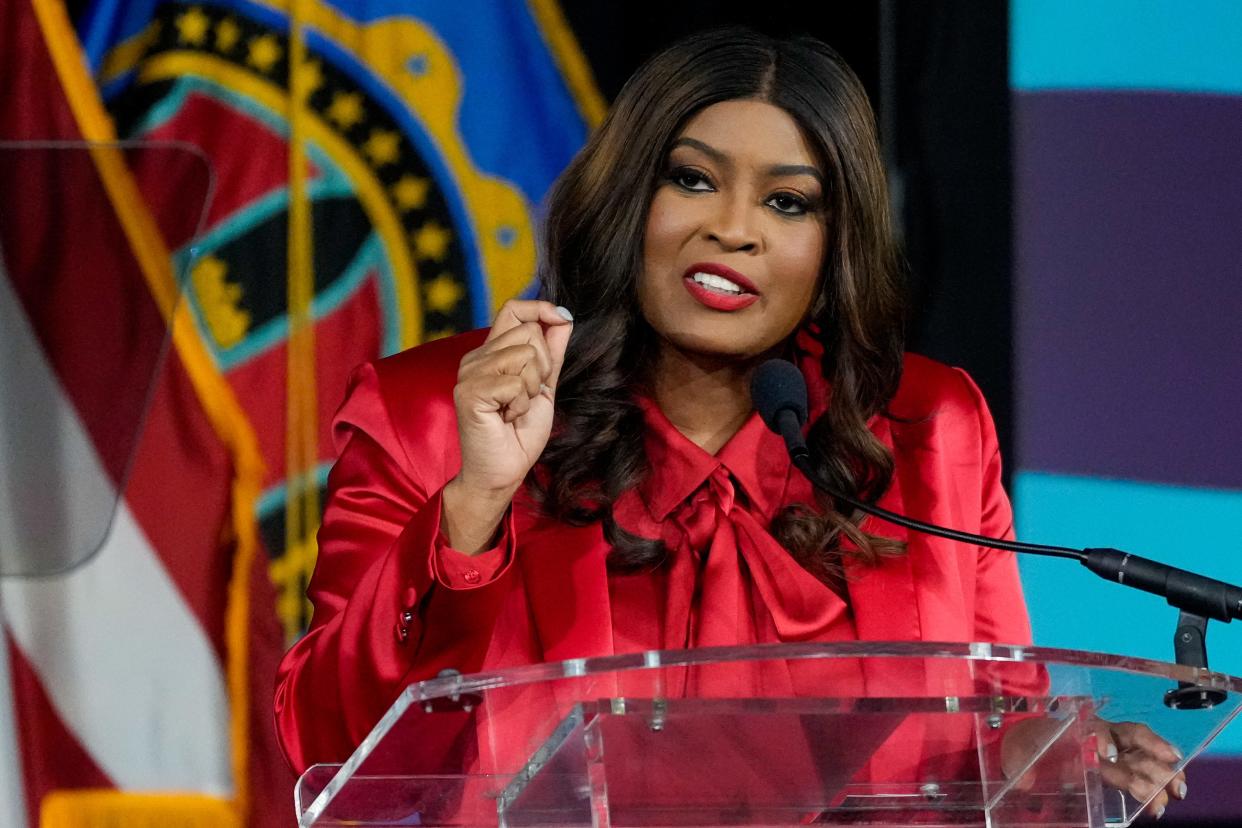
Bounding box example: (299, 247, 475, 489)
(342, 329, 488, 483)
(891, 352, 990, 426)
(371, 328, 488, 415)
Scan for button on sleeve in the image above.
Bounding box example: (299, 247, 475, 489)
(433, 535, 512, 589)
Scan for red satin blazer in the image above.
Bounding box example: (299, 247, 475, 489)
(274, 329, 1033, 774)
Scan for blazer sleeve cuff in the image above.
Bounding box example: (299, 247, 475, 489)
(431, 515, 516, 590)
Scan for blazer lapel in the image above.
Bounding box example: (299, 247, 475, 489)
(843, 416, 932, 785)
(516, 509, 615, 663)
(846, 418, 922, 645)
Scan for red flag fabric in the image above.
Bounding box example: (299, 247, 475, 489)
(0, 0, 293, 824)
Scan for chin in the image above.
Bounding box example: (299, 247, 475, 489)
(660, 328, 771, 362)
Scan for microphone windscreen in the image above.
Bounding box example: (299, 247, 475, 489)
(750, 359, 809, 432)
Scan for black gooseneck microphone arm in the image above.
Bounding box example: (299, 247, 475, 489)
(769, 406, 1085, 560)
(751, 359, 1240, 705)
(768, 404, 1242, 624)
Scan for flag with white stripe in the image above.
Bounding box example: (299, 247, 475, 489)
(0, 0, 290, 824)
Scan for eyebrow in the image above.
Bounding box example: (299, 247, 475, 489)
(671, 137, 825, 185)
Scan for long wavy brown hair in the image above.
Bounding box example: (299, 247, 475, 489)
(534, 27, 907, 581)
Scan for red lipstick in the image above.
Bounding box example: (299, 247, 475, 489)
(681, 262, 760, 312)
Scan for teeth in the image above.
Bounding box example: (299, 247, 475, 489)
(692, 272, 742, 294)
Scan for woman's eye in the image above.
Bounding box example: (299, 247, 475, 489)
(670, 169, 713, 191)
(767, 192, 809, 215)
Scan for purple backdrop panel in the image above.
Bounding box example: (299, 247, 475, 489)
(1014, 91, 1242, 488)
(1165, 757, 1242, 824)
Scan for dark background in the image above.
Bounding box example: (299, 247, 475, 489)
(561, 0, 1015, 477)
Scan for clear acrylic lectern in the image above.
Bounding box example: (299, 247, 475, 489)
(295, 642, 1240, 827)
(0, 141, 211, 576)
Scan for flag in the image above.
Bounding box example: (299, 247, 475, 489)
(78, 0, 602, 644)
(1, 0, 282, 825)
(2, 0, 600, 824)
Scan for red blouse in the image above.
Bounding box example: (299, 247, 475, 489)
(273, 329, 1033, 775)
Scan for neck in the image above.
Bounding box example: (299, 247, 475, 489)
(650, 346, 760, 455)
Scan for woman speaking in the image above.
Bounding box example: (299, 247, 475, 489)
(274, 27, 1182, 815)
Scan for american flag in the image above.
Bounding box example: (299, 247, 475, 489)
(0, 0, 289, 824)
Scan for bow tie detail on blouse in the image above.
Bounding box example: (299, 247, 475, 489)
(667, 466, 737, 555)
(602, 393, 858, 672)
(649, 463, 853, 653)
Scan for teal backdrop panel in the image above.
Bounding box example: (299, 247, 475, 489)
(1015, 471, 1242, 754)
(1012, 0, 1242, 93)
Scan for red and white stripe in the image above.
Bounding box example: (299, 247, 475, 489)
(1, 253, 232, 812)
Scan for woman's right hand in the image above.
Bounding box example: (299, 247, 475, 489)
(442, 300, 573, 554)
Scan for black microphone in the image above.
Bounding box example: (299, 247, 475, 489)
(750, 359, 1242, 624)
(750, 357, 810, 466)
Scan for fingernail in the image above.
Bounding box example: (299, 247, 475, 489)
(1177, 781, 1188, 800)
(1104, 743, 1119, 763)
(539, 383, 554, 397)
(1173, 745, 1185, 761)
(1156, 805, 1165, 820)
(555, 305, 574, 322)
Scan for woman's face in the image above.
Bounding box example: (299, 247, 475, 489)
(638, 99, 829, 362)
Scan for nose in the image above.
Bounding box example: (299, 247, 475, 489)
(705, 193, 760, 252)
